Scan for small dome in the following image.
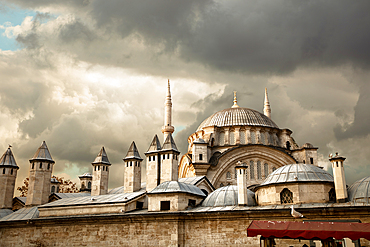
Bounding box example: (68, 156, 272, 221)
(196, 107, 278, 132)
(201, 185, 256, 207)
(348, 177, 370, 204)
(148, 181, 206, 197)
(262, 163, 333, 185)
(302, 143, 314, 148)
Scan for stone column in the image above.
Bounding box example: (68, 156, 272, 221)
(236, 162, 249, 206)
(224, 127, 230, 145)
(234, 127, 240, 144)
(246, 127, 251, 144)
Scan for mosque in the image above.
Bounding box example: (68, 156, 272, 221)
(1, 81, 370, 246)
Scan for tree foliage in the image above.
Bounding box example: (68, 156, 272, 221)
(17, 176, 79, 196)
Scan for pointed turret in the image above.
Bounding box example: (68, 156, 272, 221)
(263, 88, 271, 118)
(161, 79, 175, 142)
(0, 146, 19, 209)
(26, 141, 55, 206)
(160, 133, 180, 183)
(91, 147, 111, 196)
(231, 91, 240, 108)
(123, 141, 143, 193)
(145, 135, 162, 192)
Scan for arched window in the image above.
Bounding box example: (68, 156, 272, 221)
(286, 141, 291, 150)
(240, 131, 246, 144)
(250, 161, 255, 179)
(257, 161, 262, 179)
(51, 186, 55, 193)
(280, 188, 293, 204)
(230, 132, 235, 145)
(10, 169, 13, 175)
(329, 188, 336, 202)
(251, 131, 256, 144)
(226, 171, 231, 179)
(39, 163, 42, 169)
(2, 168, 5, 174)
(219, 132, 225, 146)
(32, 163, 34, 169)
(81, 182, 85, 189)
(264, 163, 269, 177)
(88, 181, 91, 189)
(260, 132, 265, 145)
(220, 183, 224, 187)
(47, 163, 50, 170)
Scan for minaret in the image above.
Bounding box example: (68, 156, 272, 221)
(160, 133, 180, 183)
(329, 153, 348, 203)
(0, 146, 19, 209)
(235, 162, 249, 206)
(26, 141, 55, 206)
(123, 141, 143, 193)
(231, 91, 240, 108)
(263, 88, 271, 118)
(145, 135, 162, 192)
(161, 79, 175, 142)
(91, 147, 111, 196)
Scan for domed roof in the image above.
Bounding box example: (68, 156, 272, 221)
(196, 107, 278, 132)
(348, 177, 370, 204)
(148, 181, 206, 197)
(201, 185, 256, 207)
(262, 163, 334, 185)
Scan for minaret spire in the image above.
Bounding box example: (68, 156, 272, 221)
(231, 91, 239, 108)
(162, 79, 175, 142)
(263, 88, 271, 118)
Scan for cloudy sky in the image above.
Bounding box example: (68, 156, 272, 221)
(0, 0, 369, 193)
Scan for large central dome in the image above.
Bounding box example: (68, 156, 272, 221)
(196, 107, 279, 132)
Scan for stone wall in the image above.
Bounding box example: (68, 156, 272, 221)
(2, 207, 370, 247)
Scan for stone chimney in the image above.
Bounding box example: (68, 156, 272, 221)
(329, 153, 348, 203)
(79, 173, 92, 192)
(235, 162, 249, 206)
(0, 146, 19, 209)
(145, 135, 162, 192)
(123, 141, 142, 193)
(160, 133, 180, 183)
(26, 141, 55, 206)
(91, 147, 111, 196)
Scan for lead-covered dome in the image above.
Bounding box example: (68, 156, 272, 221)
(196, 107, 278, 132)
(202, 185, 256, 207)
(262, 163, 334, 185)
(348, 177, 370, 204)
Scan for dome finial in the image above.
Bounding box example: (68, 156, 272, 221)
(231, 91, 239, 108)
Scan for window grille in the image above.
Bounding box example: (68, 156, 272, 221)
(230, 132, 235, 145)
(251, 131, 256, 144)
(257, 161, 262, 179)
(240, 131, 246, 144)
(219, 132, 225, 146)
(280, 188, 293, 204)
(264, 163, 269, 177)
(250, 161, 255, 179)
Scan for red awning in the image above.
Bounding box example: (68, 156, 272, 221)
(247, 221, 370, 241)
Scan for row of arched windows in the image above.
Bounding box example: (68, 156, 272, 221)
(94, 165, 109, 171)
(31, 162, 51, 170)
(2, 168, 14, 175)
(217, 129, 279, 146)
(226, 162, 277, 181)
(280, 188, 336, 204)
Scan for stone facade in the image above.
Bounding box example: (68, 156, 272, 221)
(2, 208, 370, 246)
(256, 182, 335, 205)
(148, 193, 204, 212)
(26, 161, 54, 206)
(0, 167, 17, 209)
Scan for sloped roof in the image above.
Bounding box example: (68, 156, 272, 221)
(148, 181, 206, 197)
(0, 207, 39, 222)
(178, 176, 215, 191)
(124, 141, 142, 160)
(53, 192, 91, 199)
(0, 146, 18, 168)
(108, 183, 146, 194)
(92, 147, 111, 165)
(145, 135, 161, 153)
(0, 209, 13, 219)
(39, 190, 146, 208)
(161, 134, 179, 153)
(30, 141, 54, 163)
